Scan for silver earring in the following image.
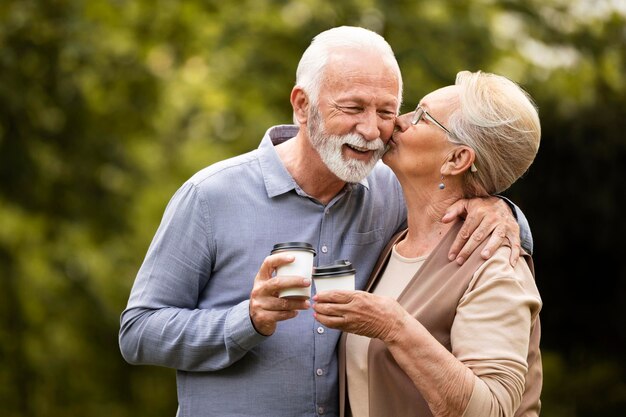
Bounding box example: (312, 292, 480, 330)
(438, 176, 445, 190)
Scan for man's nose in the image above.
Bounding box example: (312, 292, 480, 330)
(355, 110, 382, 141)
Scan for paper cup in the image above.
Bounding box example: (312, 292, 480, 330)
(313, 260, 356, 293)
(271, 242, 316, 299)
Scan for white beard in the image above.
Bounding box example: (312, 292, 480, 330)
(308, 107, 386, 183)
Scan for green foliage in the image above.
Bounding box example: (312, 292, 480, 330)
(1, 0, 624, 415)
(542, 349, 626, 416)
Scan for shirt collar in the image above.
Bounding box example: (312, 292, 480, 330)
(257, 125, 370, 198)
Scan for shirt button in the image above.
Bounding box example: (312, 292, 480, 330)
(318, 406, 325, 414)
(316, 326, 325, 334)
(316, 368, 324, 376)
(321, 245, 328, 253)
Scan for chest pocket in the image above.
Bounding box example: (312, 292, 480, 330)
(342, 228, 384, 246)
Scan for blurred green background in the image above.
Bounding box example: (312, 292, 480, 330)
(1, 0, 625, 416)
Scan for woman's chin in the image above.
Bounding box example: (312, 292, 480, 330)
(382, 150, 395, 166)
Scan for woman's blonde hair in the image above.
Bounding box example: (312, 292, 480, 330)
(447, 71, 541, 196)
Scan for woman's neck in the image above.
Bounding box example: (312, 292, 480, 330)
(396, 182, 462, 258)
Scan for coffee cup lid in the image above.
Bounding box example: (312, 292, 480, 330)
(271, 242, 317, 255)
(312, 260, 355, 277)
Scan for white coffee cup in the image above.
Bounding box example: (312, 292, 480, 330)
(271, 242, 316, 299)
(313, 260, 356, 293)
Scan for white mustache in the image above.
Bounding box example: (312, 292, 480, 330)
(340, 133, 386, 151)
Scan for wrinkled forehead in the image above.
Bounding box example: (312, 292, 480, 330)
(325, 50, 399, 85)
(418, 85, 460, 114)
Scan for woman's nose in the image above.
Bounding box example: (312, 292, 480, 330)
(394, 112, 412, 132)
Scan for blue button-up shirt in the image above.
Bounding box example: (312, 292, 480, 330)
(119, 125, 409, 417)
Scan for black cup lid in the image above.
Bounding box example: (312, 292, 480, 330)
(312, 260, 355, 277)
(271, 242, 316, 255)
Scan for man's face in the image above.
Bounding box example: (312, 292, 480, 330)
(308, 105, 387, 183)
(307, 51, 400, 183)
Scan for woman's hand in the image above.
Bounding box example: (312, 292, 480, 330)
(312, 290, 408, 342)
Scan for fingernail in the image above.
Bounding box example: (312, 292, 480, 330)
(449, 253, 456, 261)
(481, 249, 490, 258)
(456, 257, 464, 265)
(303, 278, 311, 285)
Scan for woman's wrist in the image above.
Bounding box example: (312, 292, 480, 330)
(383, 308, 413, 346)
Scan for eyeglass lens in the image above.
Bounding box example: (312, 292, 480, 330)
(411, 107, 424, 125)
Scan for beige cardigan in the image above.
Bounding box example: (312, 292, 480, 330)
(339, 222, 543, 417)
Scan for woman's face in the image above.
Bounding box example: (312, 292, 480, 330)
(383, 85, 460, 184)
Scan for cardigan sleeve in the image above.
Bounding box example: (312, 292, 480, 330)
(452, 247, 542, 417)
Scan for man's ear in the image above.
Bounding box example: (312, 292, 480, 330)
(291, 87, 310, 125)
(441, 146, 475, 176)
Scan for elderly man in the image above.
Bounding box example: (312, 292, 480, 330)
(119, 26, 531, 417)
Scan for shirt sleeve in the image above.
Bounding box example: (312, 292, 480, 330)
(497, 195, 533, 255)
(118, 182, 267, 371)
(452, 248, 542, 417)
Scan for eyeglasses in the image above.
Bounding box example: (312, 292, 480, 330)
(411, 106, 453, 136)
(411, 105, 478, 172)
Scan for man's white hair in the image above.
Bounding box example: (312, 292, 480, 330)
(294, 26, 403, 123)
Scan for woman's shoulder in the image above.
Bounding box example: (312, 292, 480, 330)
(470, 246, 541, 300)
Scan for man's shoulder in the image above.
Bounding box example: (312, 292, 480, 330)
(370, 160, 394, 175)
(367, 161, 400, 188)
(188, 149, 261, 187)
(186, 124, 291, 188)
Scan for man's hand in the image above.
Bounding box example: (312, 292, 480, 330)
(442, 196, 521, 266)
(249, 254, 311, 336)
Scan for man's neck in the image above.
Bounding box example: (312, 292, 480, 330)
(275, 133, 347, 205)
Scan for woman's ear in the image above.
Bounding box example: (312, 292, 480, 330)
(441, 146, 475, 176)
(291, 87, 310, 125)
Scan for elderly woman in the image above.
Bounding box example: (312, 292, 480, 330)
(313, 71, 542, 417)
